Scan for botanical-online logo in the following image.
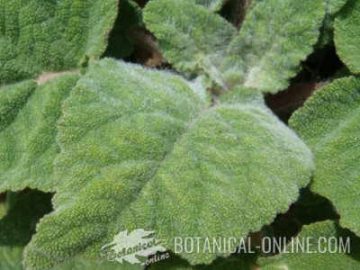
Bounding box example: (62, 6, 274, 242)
(100, 229, 168, 265)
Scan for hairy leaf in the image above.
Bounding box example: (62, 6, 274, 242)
(0, 0, 118, 84)
(0, 75, 79, 193)
(0, 81, 35, 131)
(260, 221, 360, 269)
(0, 247, 23, 270)
(327, 0, 349, 15)
(194, 0, 227, 11)
(143, 0, 236, 89)
(290, 76, 360, 236)
(24, 59, 313, 269)
(334, 0, 360, 74)
(0, 249, 138, 270)
(223, 0, 325, 93)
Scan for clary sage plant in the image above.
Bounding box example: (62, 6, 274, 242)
(0, 0, 359, 269)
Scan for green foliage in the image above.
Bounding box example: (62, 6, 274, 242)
(0, 81, 35, 131)
(335, 0, 360, 74)
(22, 59, 313, 269)
(0, 75, 79, 193)
(290, 77, 360, 236)
(0, 247, 138, 270)
(144, 0, 236, 89)
(0, 0, 118, 84)
(0, 247, 23, 270)
(327, 0, 349, 15)
(0, 0, 359, 268)
(223, 0, 325, 93)
(194, 0, 226, 11)
(260, 221, 360, 269)
(145, 0, 325, 93)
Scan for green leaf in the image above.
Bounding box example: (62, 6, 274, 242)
(223, 0, 325, 93)
(24, 59, 313, 269)
(143, 0, 236, 89)
(0, 0, 118, 84)
(334, 0, 360, 74)
(0, 247, 23, 270)
(290, 76, 360, 236)
(259, 221, 360, 269)
(327, 0, 348, 15)
(0, 191, 129, 270)
(0, 81, 36, 132)
(0, 75, 79, 193)
(0, 249, 139, 270)
(194, 0, 227, 11)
